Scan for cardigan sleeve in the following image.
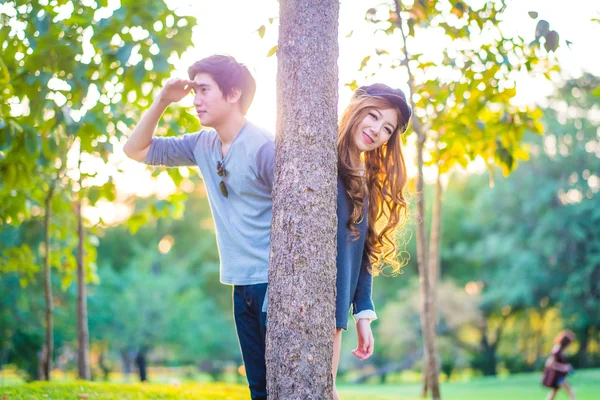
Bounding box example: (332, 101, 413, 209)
(351, 250, 377, 320)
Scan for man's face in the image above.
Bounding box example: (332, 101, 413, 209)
(191, 72, 239, 128)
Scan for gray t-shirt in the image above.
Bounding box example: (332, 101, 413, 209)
(144, 121, 275, 285)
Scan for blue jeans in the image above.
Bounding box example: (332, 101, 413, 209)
(233, 283, 268, 400)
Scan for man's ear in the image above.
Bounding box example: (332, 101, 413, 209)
(227, 88, 242, 105)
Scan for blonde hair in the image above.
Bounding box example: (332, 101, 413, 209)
(338, 95, 410, 276)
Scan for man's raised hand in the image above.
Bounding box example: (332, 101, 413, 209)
(158, 78, 195, 104)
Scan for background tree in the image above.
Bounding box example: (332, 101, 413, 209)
(451, 73, 600, 372)
(0, 0, 195, 380)
(355, 1, 561, 396)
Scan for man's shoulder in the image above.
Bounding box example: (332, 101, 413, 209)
(195, 127, 218, 139)
(188, 128, 218, 149)
(242, 121, 275, 145)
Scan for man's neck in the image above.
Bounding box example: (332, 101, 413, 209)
(213, 114, 247, 147)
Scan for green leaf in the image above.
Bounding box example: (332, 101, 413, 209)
(8, 120, 23, 133)
(153, 56, 170, 73)
(116, 43, 135, 65)
(25, 130, 39, 155)
(258, 25, 266, 39)
(88, 186, 101, 204)
(35, 13, 50, 36)
(528, 11, 538, 19)
(126, 213, 148, 234)
(42, 134, 58, 158)
(134, 63, 147, 85)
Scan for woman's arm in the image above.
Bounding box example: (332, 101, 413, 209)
(351, 252, 377, 321)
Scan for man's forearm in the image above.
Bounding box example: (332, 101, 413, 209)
(124, 97, 170, 162)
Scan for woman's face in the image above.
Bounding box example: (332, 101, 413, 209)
(352, 107, 398, 152)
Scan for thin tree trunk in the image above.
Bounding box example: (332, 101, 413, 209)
(76, 157, 90, 380)
(392, 2, 441, 398)
(266, 0, 339, 398)
(423, 142, 443, 396)
(42, 184, 55, 381)
(429, 148, 443, 323)
(575, 325, 590, 368)
(421, 368, 429, 398)
(416, 134, 440, 399)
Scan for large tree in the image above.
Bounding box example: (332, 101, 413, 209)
(266, 0, 339, 398)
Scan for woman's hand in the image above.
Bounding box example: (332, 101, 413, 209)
(352, 319, 374, 361)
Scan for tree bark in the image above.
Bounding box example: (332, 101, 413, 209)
(42, 184, 55, 381)
(265, 0, 339, 398)
(76, 157, 91, 380)
(392, 2, 441, 398)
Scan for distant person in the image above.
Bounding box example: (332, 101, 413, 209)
(332, 84, 412, 400)
(135, 346, 148, 382)
(542, 330, 576, 400)
(124, 55, 273, 400)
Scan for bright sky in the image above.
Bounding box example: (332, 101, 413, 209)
(165, 0, 600, 131)
(89, 0, 600, 224)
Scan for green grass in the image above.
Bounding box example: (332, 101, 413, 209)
(338, 368, 600, 400)
(0, 381, 250, 399)
(2, 369, 598, 399)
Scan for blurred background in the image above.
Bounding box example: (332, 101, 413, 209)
(0, 0, 599, 397)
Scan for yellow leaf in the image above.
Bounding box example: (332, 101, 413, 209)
(267, 45, 278, 58)
(513, 147, 530, 161)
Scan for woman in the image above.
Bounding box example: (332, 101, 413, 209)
(333, 83, 412, 399)
(543, 330, 576, 400)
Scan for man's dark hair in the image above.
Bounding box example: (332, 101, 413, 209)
(188, 55, 256, 115)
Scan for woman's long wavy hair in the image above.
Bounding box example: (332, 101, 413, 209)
(338, 95, 410, 276)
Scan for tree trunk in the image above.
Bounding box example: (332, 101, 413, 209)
(575, 325, 590, 368)
(265, 0, 339, 398)
(423, 153, 443, 396)
(429, 151, 443, 324)
(121, 349, 136, 382)
(421, 371, 428, 398)
(76, 162, 91, 380)
(42, 185, 55, 381)
(391, 2, 441, 398)
(416, 135, 440, 399)
(476, 318, 503, 376)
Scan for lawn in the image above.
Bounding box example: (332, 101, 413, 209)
(0, 381, 249, 400)
(2, 369, 598, 399)
(338, 368, 600, 400)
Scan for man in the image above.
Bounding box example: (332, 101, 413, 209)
(124, 55, 273, 399)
